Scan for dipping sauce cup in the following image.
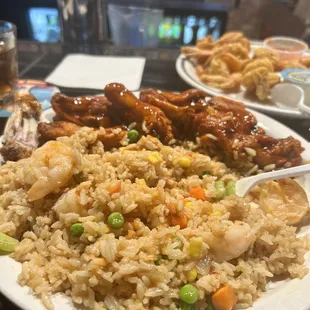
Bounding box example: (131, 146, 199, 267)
(264, 36, 308, 60)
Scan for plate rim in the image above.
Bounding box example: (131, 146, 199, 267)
(0, 105, 310, 310)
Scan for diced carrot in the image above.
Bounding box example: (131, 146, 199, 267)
(167, 203, 177, 215)
(189, 187, 207, 201)
(169, 213, 188, 229)
(109, 182, 121, 195)
(212, 285, 237, 310)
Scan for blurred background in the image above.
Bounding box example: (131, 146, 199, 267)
(0, 0, 309, 47)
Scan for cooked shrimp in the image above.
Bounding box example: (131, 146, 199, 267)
(259, 179, 309, 225)
(253, 47, 280, 68)
(53, 181, 91, 216)
(24, 141, 81, 201)
(208, 222, 255, 262)
(242, 58, 274, 75)
(200, 73, 242, 90)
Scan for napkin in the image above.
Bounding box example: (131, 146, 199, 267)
(45, 54, 146, 91)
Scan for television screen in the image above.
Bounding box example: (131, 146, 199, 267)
(28, 7, 61, 43)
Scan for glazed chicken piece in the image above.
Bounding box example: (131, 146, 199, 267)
(38, 121, 81, 144)
(51, 93, 113, 127)
(195, 97, 304, 168)
(0, 94, 42, 161)
(140, 89, 208, 107)
(104, 83, 174, 143)
(140, 89, 208, 139)
(38, 121, 127, 150)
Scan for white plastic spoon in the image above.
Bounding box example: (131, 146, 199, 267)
(235, 164, 310, 197)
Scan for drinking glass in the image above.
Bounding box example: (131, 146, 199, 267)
(57, 0, 108, 43)
(0, 21, 18, 109)
(108, 4, 164, 47)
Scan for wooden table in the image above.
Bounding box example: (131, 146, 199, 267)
(0, 40, 309, 310)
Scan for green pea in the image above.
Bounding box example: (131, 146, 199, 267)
(226, 180, 236, 196)
(70, 223, 84, 237)
(107, 212, 125, 229)
(0, 232, 19, 253)
(200, 170, 210, 179)
(214, 180, 226, 200)
(179, 284, 198, 304)
(127, 130, 139, 143)
(180, 300, 195, 310)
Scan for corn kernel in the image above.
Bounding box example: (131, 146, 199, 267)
(136, 179, 146, 185)
(188, 237, 203, 257)
(178, 156, 191, 168)
(210, 211, 222, 217)
(147, 152, 162, 164)
(120, 147, 126, 153)
(185, 202, 193, 209)
(186, 269, 197, 282)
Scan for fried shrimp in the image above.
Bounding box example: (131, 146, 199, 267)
(253, 47, 280, 68)
(242, 58, 274, 75)
(242, 67, 280, 101)
(200, 73, 242, 90)
(24, 141, 81, 201)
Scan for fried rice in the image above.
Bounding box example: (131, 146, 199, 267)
(0, 127, 309, 310)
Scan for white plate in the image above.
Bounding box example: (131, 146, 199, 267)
(176, 41, 310, 119)
(0, 105, 310, 310)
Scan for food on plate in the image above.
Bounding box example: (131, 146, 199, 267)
(182, 32, 310, 101)
(0, 231, 19, 253)
(37, 86, 305, 171)
(0, 94, 41, 161)
(104, 83, 174, 144)
(299, 55, 310, 67)
(277, 59, 306, 71)
(0, 83, 309, 310)
(154, 89, 208, 106)
(253, 47, 280, 68)
(200, 73, 243, 90)
(140, 90, 304, 169)
(38, 121, 128, 150)
(23, 140, 81, 201)
(242, 66, 281, 101)
(0, 128, 309, 310)
(51, 93, 113, 127)
(38, 120, 82, 143)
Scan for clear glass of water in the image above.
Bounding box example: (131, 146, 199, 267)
(0, 21, 18, 109)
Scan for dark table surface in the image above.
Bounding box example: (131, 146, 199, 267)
(0, 40, 309, 310)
